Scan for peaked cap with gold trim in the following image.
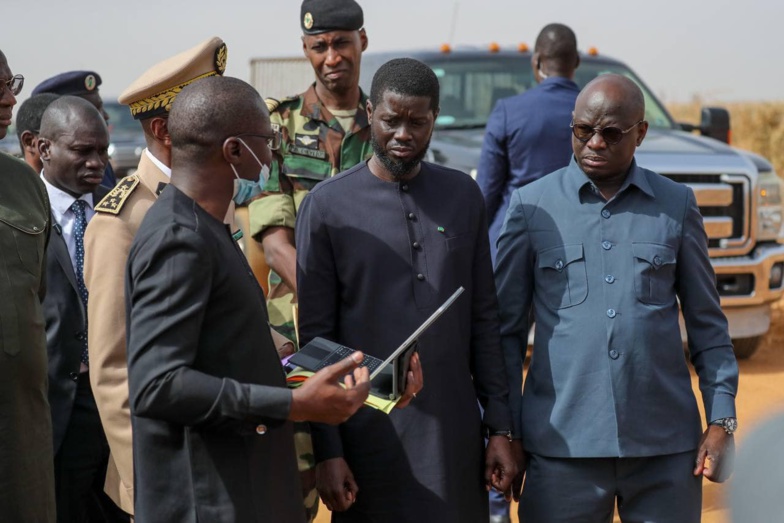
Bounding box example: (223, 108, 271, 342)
(119, 37, 228, 120)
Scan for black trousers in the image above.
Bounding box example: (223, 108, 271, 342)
(53, 373, 129, 523)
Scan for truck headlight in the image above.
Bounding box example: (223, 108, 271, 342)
(757, 169, 784, 242)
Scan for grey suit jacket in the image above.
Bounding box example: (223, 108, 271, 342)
(44, 186, 107, 453)
(495, 158, 739, 458)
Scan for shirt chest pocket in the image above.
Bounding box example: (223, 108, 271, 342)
(632, 242, 677, 305)
(282, 151, 333, 190)
(0, 221, 46, 356)
(536, 243, 588, 310)
(0, 220, 45, 277)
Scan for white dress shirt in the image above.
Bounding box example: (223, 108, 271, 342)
(40, 173, 95, 271)
(145, 148, 171, 178)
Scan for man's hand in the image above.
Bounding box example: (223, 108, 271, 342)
(316, 457, 358, 512)
(693, 424, 735, 483)
(485, 435, 519, 501)
(509, 439, 527, 502)
(289, 352, 370, 425)
(394, 353, 423, 409)
(277, 341, 296, 360)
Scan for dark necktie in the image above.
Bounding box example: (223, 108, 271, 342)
(71, 199, 89, 365)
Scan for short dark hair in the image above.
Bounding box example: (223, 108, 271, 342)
(168, 76, 267, 161)
(370, 58, 440, 111)
(535, 23, 578, 69)
(16, 93, 60, 146)
(39, 95, 107, 142)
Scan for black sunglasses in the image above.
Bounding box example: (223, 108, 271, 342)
(1, 74, 24, 96)
(570, 120, 643, 145)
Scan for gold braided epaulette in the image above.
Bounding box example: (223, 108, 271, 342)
(95, 175, 141, 215)
(129, 70, 218, 117)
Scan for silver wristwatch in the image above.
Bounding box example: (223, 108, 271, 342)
(710, 417, 738, 435)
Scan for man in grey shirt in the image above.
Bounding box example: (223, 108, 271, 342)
(495, 74, 739, 522)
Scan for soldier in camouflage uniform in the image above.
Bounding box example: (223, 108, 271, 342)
(249, 0, 372, 345)
(247, 0, 371, 519)
(251, 86, 372, 342)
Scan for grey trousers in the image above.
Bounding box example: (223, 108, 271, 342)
(519, 451, 702, 523)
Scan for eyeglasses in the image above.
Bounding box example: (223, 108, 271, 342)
(237, 131, 281, 151)
(1, 74, 24, 96)
(570, 120, 644, 145)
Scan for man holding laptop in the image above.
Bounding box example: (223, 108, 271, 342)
(296, 58, 516, 522)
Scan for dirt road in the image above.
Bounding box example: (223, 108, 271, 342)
(315, 309, 784, 523)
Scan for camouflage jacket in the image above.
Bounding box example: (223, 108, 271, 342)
(249, 83, 373, 235)
(248, 84, 373, 343)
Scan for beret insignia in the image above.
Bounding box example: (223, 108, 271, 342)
(95, 175, 141, 215)
(303, 12, 314, 30)
(84, 74, 97, 91)
(215, 43, 228, 74)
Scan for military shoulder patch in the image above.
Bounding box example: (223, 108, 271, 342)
(265, 98, 281, 113)
(95, 175, 141, 215)
(266, 95, 300, 114)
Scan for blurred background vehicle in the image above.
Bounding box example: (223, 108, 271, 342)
(104, 101, 145, 179)
(0, 124, 22, 158)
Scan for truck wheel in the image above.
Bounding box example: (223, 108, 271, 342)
(732, 336, 763, 359)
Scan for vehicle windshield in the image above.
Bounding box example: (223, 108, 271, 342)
(428, 55, 674, 130)
(104, 103, 142, 135)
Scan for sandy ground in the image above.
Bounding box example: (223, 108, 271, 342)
(315, 301, 784, 523)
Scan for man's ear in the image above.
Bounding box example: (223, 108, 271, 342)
(37, 137, 51, 162)
(635, 121, 649, 147)
(359, 28, 368, 52)
(150, 117, 171, 146)
(222, 136, 243, 165)
(366, 99, 374, 121)
(20, 130, 37, 153)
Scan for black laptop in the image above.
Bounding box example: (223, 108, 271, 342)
(288, 287, 464, 400)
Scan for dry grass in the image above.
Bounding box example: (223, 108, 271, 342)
(666, 100, 784, 176)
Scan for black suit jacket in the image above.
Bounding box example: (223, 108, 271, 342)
(45, 186, 108, 453)
(125, 186, 302, 523)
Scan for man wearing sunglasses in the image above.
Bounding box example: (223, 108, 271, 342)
(0, 50, 57, 521)
(495, 74, 738, 522)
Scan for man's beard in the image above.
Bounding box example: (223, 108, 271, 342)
(370, 134, 430, 180)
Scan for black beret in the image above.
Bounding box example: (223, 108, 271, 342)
(32, 71, 102, 96)
(301, 0, 364, 35)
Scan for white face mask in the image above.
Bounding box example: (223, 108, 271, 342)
(230, 137, 271, 205)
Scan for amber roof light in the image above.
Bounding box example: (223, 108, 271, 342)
(440, 43, 452, 53)
(518, 43, 529, 52)
(588, 46, 599, 56)
(489, 42, 500, 53)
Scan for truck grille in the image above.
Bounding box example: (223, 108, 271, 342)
(663, 174, 751, 257)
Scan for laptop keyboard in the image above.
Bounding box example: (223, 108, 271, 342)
(316, 345, 384, 373)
